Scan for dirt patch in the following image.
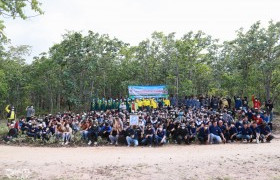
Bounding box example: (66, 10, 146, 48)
(1, 138, 280, 180)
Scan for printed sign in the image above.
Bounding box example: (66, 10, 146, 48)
(129, 115, 139, 126)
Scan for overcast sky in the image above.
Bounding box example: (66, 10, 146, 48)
(3, 0, 280, 63)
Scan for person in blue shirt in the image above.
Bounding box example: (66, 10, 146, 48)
(234, 96, 242, 110)
(197, 123, 210, 144)
(250, 121, 260, 143)
(259, 122, 274, 143)
(209, 121, 226, 144)
(237, 122, 252, 142)
(99, 122, 112, 140)
(228, 122, 238, 142)
(155, 125, 166, 145)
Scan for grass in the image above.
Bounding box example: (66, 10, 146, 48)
(0, 120, 8, 137)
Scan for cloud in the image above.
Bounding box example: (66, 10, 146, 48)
(3, 0, 280, 63)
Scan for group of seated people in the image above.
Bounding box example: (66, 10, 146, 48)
(3, 95, 275, 146)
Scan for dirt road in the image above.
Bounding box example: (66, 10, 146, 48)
(1, 139, 280, 180)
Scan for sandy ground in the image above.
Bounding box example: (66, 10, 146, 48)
(1, 138, 280, 180)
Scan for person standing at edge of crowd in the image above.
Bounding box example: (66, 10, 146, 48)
(26, 105, 35, 121)
(5, 105, 16, 124)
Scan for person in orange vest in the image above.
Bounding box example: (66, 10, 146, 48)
(252, 95, 261, 109)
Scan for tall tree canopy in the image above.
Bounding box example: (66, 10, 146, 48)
(0, 21, 279, 115)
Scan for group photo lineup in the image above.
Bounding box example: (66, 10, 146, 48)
(0, 0, 279, 180)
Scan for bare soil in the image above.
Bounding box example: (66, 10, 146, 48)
(0, 138, 280, 180)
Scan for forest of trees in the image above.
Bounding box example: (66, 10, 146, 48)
(0, 21, 280, 115)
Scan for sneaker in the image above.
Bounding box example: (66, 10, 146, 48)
(65, 141, 69, 145)
(61, 142, 64, 145)
(94, 142, 97, 145)
(115, 142, 118, 146)
(256, 139, 259, 144)
(88, 140, 92, 145)
(110, 142, 113, 145)
(127, 145, 130, 147)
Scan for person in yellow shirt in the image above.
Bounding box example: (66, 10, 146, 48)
(5, 105, 16, 123)
(143, 98, 150, 107)
(163, 98, 170, 107)
(136, 98, 143, 111)
(150, 98, 158, 109)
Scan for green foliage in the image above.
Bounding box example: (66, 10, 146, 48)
(0, 21, 280, 115)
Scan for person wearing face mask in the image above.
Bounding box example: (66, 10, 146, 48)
(141, 124, 154, 147)
(176, 123, 190, 145)
(254, 114, 263, 125)
(228, 122, 238, 142)
(155, 125, 166, 145)
(88, 122, 100, 146)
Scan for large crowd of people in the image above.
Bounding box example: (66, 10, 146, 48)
(3, 95, 275, 146)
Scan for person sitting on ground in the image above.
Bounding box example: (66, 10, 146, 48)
(188, 121, 196, 143)
(99, 122, 112, 141)
(126, 125, 139, 147)
(197, 123, 210, 144)
(175, 123, 190, 144)
(4, 123, 18, 142)
(227, 122, 238, 142)
(259, 122, 274, 143)
(27, 122, 39, 139)
(250, 121, 260, 143)
(62, 123, 72, 145)
(155, 124, 166, 145)
(109, 126, 119, 146)
(209, 121, 226, 144)
(237, 122, 252, 142)
(87, 121, 100, 146)
(141, 124, 154, 147)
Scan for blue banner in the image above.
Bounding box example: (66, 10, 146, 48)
(128, 85, 168, 99)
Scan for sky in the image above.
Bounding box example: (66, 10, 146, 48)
(3, 0, 280, 63)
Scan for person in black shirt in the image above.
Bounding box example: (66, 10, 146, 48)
(88, 122, 100, 146)
(197, 123, 210, 144)
(141, 124, 154, 147)
(265, 100, 274, 121)
(176, 123, 190, 144)
(126, 125, 139, 147)
(4, 123, 18, 142)
(228, 122, 238, 142)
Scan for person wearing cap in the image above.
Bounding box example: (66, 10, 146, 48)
(228, 122, 238, 142)
(237, 122, 252, 142)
